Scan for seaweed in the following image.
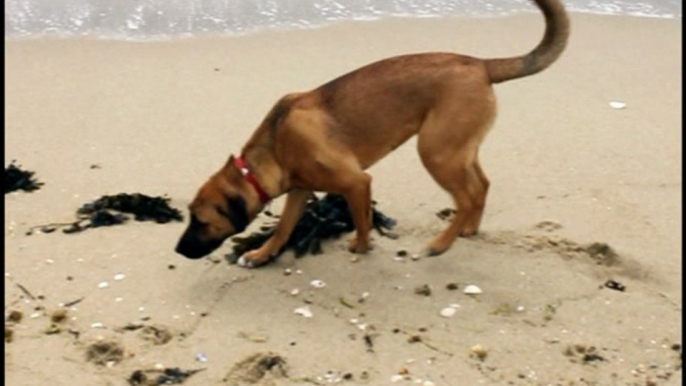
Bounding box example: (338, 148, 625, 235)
(5, 161, 43, 194)
(226, 193, 397, 263)
(27, 193, 183, 235)
(128, 367, 205, 386)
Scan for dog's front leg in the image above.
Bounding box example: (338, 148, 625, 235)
(341, 172, 373, 254)
(238, 189, 312, 268)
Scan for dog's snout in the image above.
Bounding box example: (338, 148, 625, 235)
(175, 229, 225, 260)
(175, 234, 209, 259)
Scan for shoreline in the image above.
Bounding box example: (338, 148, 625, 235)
(4, 11, 682, 42)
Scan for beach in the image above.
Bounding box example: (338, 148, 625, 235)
(5, 11, 682, 386)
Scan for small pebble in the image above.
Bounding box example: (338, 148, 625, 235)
(98, 281, 109, 289)
(471, 344, 488, 360)
(609, 100, 626, 109)
(463, 284, 482, 295)
(90, 322, 105, 329)
(414, 285, 431, 297)
(408, 335, 422, 343)
(290, 288, 300, 296)
(284, 268, 292, 276)
(396, 250, 408, 257)
(196, 353, 207, 363)
(113, 273, 125, 281)
(310, 280, 326, 288)
(391, 375, 405, 383)
(7, 310, 23, 323)
(294, 306, 313, 318)
(440, 307, 457, 318)
(446, 283, 459, 291)
(51, 309, 68, 323)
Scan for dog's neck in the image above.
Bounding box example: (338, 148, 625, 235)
(240, 145, 288, 201)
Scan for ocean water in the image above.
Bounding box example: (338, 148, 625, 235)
(5, 0, 682, 40)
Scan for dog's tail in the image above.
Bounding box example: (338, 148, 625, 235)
(484, 0, 570, 84)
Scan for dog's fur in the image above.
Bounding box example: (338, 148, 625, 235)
(176, 0, 570, 266)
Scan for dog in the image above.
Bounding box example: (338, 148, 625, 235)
(175, 0, 570, 267)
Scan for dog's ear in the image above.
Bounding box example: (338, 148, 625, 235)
(221, 155, 239, 177)
(222, 195, 249, 233)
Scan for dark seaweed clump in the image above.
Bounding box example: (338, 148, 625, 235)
(28, 193, 183, 235)
(226, 194, 397, 263)
(5, 162, 43, 194)
(128, 367, 205, 386)
(77, 193, 183, 223)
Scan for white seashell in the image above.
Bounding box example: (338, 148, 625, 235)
(290, 288, 300, 296)
(113, 273, 125, 281)
(294, 306, 313, 318)
(391, 375, 405, 383)
(154, 363, 164, 370)
(195, 353, 207, 362)
(349, 318, 359, 324)
(115, 297, 123, 302)
(361, 292, 370, 299)
(98, 281, 109, 289)
(463, 284, 482, 294)
(609, 101, 626, 109)
(440, 307, 457, 318)
(90, 322, 105, 329)
(30, 312, 41, 319)
(310, 280, 326, 288)
(46, 259, 54, 264)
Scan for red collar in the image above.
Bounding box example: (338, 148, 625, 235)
(235, 156, 271, 204)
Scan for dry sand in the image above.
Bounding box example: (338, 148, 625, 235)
(5, 13, 682, 386)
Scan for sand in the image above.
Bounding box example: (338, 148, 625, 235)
(5, 13, 682, 386)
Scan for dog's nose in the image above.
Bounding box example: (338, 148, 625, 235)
(175, 238, 207, 259)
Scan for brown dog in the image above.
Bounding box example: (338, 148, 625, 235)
(175, 0, 570, 267)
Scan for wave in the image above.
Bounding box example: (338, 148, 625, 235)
(5, 0, 682, 40)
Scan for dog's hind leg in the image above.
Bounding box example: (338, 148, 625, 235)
(417, 112, 492, 256)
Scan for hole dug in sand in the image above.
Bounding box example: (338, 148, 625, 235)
(139, 325, 173, 345)
(86, 339, 125, 366)
(223, 352, 288, 385)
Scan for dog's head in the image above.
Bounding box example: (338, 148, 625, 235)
(175, 156, 261, 259)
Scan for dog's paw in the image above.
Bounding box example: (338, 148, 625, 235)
(347, 237, 371, 254)
(237, 256, 255, 268)
(237, 249, 271, 269)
